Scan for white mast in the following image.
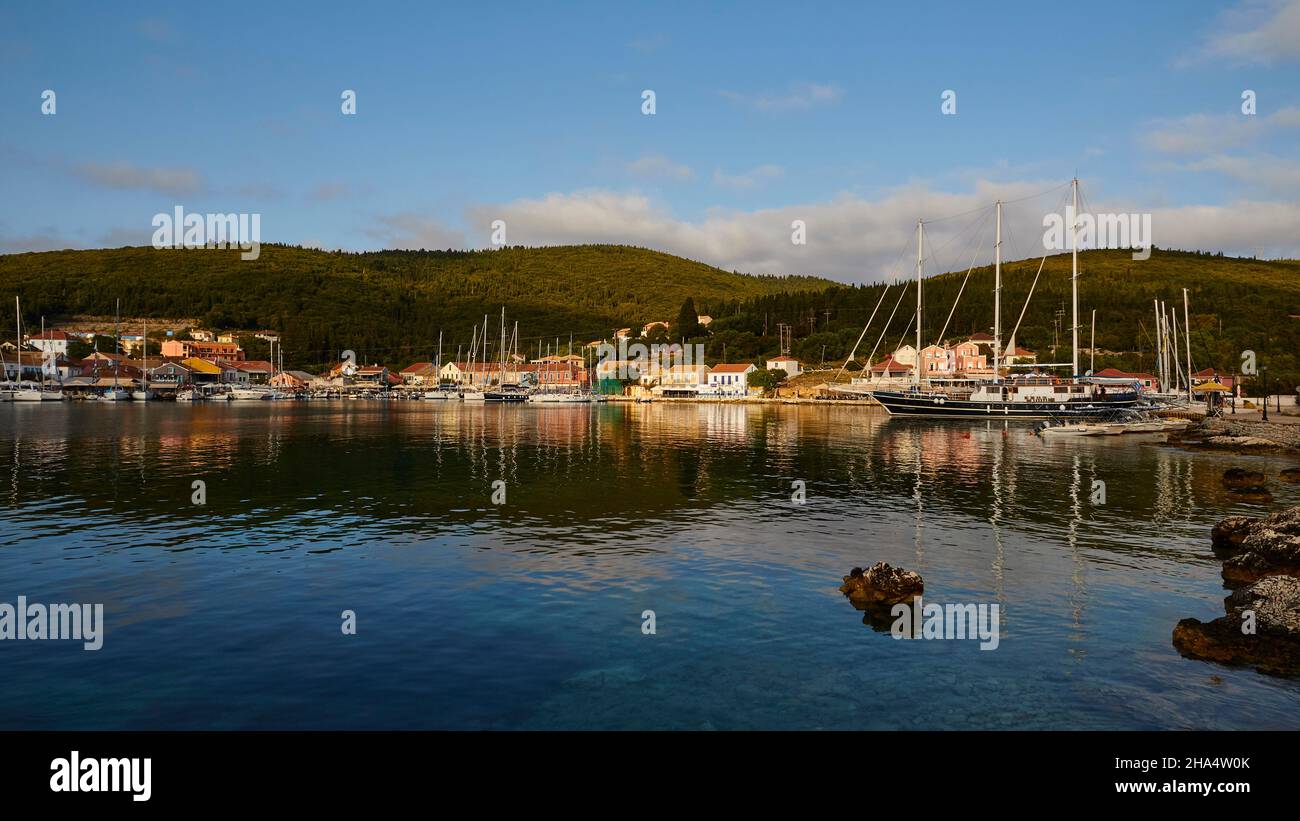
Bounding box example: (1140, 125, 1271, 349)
(15, 296, 21, 384)
(1152, 300, 1161, 391)
(914, 219, 923, 385)
(994, 200, 1002, 381)
(1183, 288, 1193, 401)
(1171, 310, 1181, 394)
(39, 315, 45, 387)
(1070, 178, 1080, 377)
(1089, 309, 1095, 375)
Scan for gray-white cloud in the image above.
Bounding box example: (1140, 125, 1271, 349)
(720, 82, 842, 112)
(1197, 0, 1300, 64)
(71, 161, 203, 196)
(626, 154, 694, 182)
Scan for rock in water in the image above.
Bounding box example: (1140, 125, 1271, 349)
(1222, 467, 1266, 488)
(840, 562, 923, 608)
(1280, 468, 1300, 483)
(1173, 576, 1300, 677)
(1210, 505, 1300, 583)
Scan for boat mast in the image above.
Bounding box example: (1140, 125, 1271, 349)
(1089, 309, 1095, 374)
(1154, 301, 1164, 392)
(994, 200, 1002, 381)
(14, 296, 21, 385)
(1183, 288, 1193, 402)
(1070, 178, 1080, 378)
(914, 219, 923, 386)
(114, 299, 120, 390)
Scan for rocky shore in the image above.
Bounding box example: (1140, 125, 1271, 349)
(1177, 417, 1300, 452)
(1174, 504, 1300, 676)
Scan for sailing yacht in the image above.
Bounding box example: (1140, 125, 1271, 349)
(872, 180, 1142, 420)
(423, 331, 457, 399)
(11, 298, 63, 401)
(101, 299, 130, 401)
(131, 318, 153, 400)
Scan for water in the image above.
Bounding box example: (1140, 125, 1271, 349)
(2, 401, 1298, 729)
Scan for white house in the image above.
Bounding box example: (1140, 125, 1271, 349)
(706, 363, 756, 397)
(26, 330, 70, 356)
(765, 356, 802, 378)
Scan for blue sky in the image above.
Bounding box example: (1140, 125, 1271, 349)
(2, 0, 1298, 281)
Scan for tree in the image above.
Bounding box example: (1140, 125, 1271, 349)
(748, 368, 787, 394)
(675, 298, 703, 339)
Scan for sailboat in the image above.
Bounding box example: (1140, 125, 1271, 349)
(424, 330, 457, 400)
(460, 321, 487, 401)
(102, 299, 129, 401)
(131, 318, 153, 400)
(484, 311, 528, 402)
(872, 180, 1142, 419)
(11, 298, 62, 401)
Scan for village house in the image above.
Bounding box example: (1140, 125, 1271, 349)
(765, 355, 802, 378)
(706, 363, 757, 397)
(1003, 346, 1037, 367)
(649, 364, 711, 397)
(641, 321, 670, 337)
(400, 362, 438, 386)
(25, 329, 70, 356)
(1193, 367, 1237, 392)
(866, 354, 913, 381)
(231, 360, 274, 384)
(952, 341, 990, 376)
(919, 344, 955, 378)
(181, 357, 224, 384)
(529, 361, 589, 388)
(160, 339, 245, 361)
(217, 332, 239, 344)
(149, 361, 192, 388)
(189, 329, 215, 342)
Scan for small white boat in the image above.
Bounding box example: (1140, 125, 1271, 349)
(424, 387, 458, 400)
(528, 392, 591, 404)
(1038, 421, 1122, 437)
(101, 388, 130, 401)
(176, 389, 200, 402)
(229, 386, 273, 401)
(131, 390, 153, 401)
(461, 388, 486, 402)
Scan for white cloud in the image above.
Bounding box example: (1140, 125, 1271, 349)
(1141, 106, 1300, 154)
(1199, 0, 1300, 64)
(449, 184, 1300, 281)
(720, 82, 842, 112)
(71, 161, 202, 195)
(362, 213, 466, 250)
(712, 164, 784, 190)
(1184, 153, 1300, 190)
(626, 154, 694, 182)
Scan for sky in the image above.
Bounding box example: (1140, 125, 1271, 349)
(1, 0, 1299, 283)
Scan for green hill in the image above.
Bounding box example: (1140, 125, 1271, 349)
(708, 248, 1300, 391)
(2, 243, 1297, 390)
(0, 244, 832, 368)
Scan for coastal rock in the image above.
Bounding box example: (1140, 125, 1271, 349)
(840, 562, 923, 608)
(1228, 487, 1274, 504)
(1280, 468, 1300, 483)
(1222, 467, 1266, 488)
(1210, 506, 1300, 582)
(1173, 576, 1300, 677)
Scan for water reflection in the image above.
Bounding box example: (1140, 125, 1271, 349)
(1, 402, 1298, 730)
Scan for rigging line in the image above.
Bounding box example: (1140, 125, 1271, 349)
(835, 284, 891, 382)
(1005, 253, 1050, 355)
(862, 281, 911, 373)
(922, 203, 993, 274)
(933, 214, 995, 346)
(920, 179, 1072, 224)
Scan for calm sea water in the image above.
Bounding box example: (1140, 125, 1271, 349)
(2, 401, 1298, 730)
